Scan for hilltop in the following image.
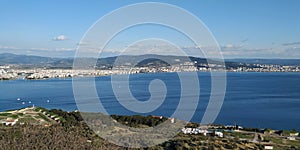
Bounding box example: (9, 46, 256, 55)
(0, 107, 63, 126)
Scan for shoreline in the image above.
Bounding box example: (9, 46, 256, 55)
(1, 70, 300, 81)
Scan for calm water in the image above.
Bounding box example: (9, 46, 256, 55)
(0, 72, 299, 130)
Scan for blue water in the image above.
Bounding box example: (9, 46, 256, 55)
(0, 72, 299, 131)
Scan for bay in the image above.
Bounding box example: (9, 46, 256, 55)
(0, 72, 299, 131)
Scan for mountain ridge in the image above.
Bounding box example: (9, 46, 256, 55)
(0, 53, 299, 68)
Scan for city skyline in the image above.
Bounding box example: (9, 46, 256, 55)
(1, 0, 300, 58)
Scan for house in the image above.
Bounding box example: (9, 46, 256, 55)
(224, 125, 243, 130)
(151, 115, 163, 119)
(289, 132, 299, 137)
(287, 136, 296, 141)
(169, 118, 175, 123)
(215, 131, 224, 138)
(181, 128, 208, 135)
(264, 144, 273, 150)
(181, 127, 224, 138)
(4, 118, 18, 126)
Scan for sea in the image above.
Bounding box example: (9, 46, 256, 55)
(0, 72, 299, 131)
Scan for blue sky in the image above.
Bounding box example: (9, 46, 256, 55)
(0, 0, 300, 58)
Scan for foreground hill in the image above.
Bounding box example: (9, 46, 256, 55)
(0, 107, 299, 149)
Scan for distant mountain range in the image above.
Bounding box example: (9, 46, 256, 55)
(0, 53, 72, 68)
(0, 53, 299, 69)
(0, 53, 217, 68)
(0, 53, 60, 65)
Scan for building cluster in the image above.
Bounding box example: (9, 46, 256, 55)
(227, 64, 300, 72)
(19, 69, 113, 79)
(112, 64, 198, 74)
(0, 68, 18, 80)
(0, 118, 19, 126)
(181, 127, 224, 138)
(1, 61, 300, 80)
(181, 124, 299, 150)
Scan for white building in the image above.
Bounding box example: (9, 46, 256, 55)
(1, 118, 18, 126)
(287, 136, 296, 141)
(215, 131, 224, 138)
(264, 145, 273, 150)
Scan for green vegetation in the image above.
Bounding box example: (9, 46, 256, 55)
(111, 115, 168, 127)
(17, 113, 24, 116)
(230, 132, 254, 139)
(9, 114, 18, 119)
(38, 113, 51, 122)
(18, 117, 36, 123)
(0, 113, 11, 116)
(0, 113, 20, 119)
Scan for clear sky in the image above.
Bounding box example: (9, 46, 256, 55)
(0, 0, 300, 58)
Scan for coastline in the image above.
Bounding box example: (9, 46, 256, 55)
(1, 69, 300, 81)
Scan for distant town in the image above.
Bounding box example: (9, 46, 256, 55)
(0, 62, 300, 80)
(0, 53, 299, 80)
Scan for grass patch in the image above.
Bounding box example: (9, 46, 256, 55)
(18, 117, 36, 123)
(38, 113, 51, 122)
(230, 132, 254, 139)
(9, 114, 19, 119)
(35, 107, 48, 113)
(17, 113, 24, 116)
(264, 136, 284, 144)
(287, 140, 300, 147)
(0, 113, 11, 116)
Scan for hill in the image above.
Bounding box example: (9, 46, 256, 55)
(0, 107, 63, 125)
(0, 107, 299, 149)
(0, 53, 59, 65)
(0, 53, 218, 69)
